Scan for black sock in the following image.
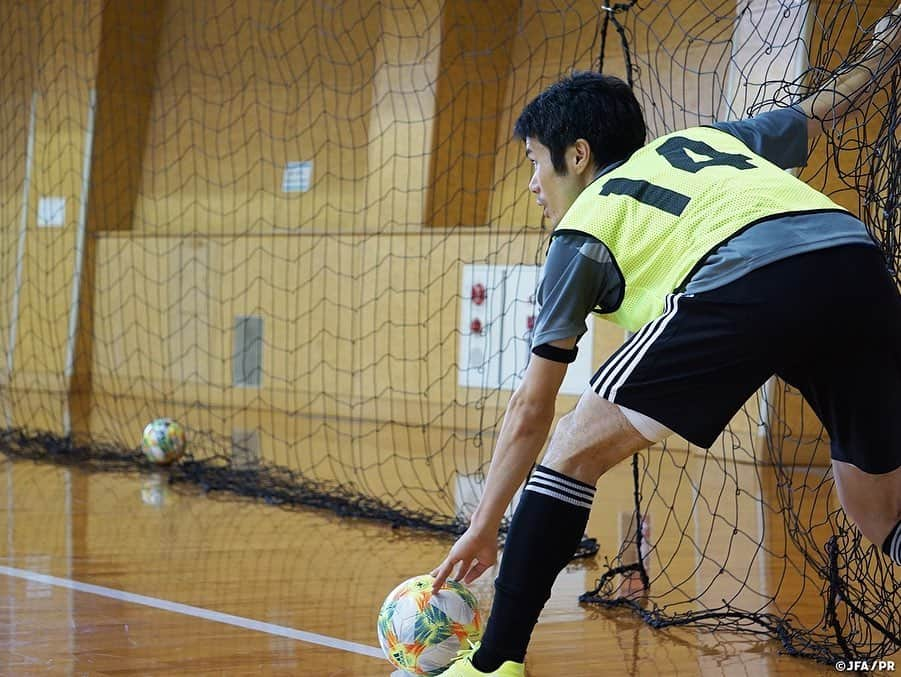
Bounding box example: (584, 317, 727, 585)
(473, 465, 595, 671)
(883, 520, 901, 565)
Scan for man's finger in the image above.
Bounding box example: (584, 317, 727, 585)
(462, 561, 489, 585)
(431, 559, 455, 592)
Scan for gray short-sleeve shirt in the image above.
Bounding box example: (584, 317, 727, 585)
(531, 106, 876, 357)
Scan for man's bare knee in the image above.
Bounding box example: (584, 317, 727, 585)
(832, 461, 901, 548)
(543, 391, 650, 484)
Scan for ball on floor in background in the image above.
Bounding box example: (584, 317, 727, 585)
(377, 574, 482, 676)
(141, 418, 187, 465)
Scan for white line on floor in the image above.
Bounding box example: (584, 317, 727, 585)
(0, 564, 384, 659)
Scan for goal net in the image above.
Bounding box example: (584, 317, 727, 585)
(0, 0, 896, 664)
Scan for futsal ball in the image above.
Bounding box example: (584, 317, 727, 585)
(377, 574, 482, 676)
(141, 418, 187, 465)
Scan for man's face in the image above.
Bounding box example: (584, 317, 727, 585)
(525, 137, 591, 227)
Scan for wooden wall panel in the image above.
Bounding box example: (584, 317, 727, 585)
(134, 0, 379, 235)
(426, 0, 519, 227)
(88, 1, 166, 233)
(362, 1, 443, 232)
(0, 3, 38, 389)
(12, 64, 100, 414)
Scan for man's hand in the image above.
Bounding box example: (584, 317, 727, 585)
(870, 4, 901, 61)
(430, 525, 499, 593)
(801, 3, 901, 139)
(874, 4, 901, 44)
(428, 344, 573, 595)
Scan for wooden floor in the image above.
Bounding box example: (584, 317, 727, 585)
(1, 456, 897, 676)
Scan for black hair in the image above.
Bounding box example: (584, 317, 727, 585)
(514, 71, 646, 174)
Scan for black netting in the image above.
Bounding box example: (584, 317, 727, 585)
(0, 0, 897, 665)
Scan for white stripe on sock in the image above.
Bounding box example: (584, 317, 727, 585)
(524, 485, 593, 509)
(528, 476, 594, 503)
(532, 468, 595, 496)
(527, 480, 593, 507)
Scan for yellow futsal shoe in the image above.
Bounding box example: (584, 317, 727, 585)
(442, 641, 525, 676)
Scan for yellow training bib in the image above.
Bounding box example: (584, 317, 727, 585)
(555, 126, 847, 331)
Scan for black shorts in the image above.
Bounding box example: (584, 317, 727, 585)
(589, 245, 901, 475)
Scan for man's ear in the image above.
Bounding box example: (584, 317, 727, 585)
(570, 138, 592, 176)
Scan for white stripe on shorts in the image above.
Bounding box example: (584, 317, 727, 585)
(591, 293, 684, 402)
(892, 526, 901, 563)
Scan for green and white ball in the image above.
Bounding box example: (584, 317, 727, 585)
(377, 575, 482, 676)
(141, 418, 187, 465)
